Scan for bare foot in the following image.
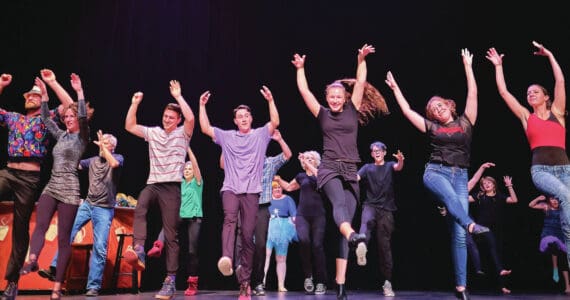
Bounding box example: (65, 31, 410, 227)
(500, 269, 512, 276)
(501, 287, 511, 294)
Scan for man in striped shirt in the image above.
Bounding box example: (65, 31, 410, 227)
(124, 80, 194, 300)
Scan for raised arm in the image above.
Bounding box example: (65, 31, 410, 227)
(198, 91, 214, 139)
(40, 69, 74, 108)
(94, 130, 120, 168)
(0, 74, 12, 95)
(125, 92, 145, 138)
(503, 175, 518, 204)
(385, 71, 427, 132)
(37, 78, 61, 137)
(271, 129, 292, 160)
(169, 80, 195, 137)
(392, 150, 405, 171)
(533, 41, 566, 120)
(462, 49, 478, 125)
(351, 44, 375, 110)
(468, 162, 495, 191)
(274, 175, 300, 192)
(291, 53, 320, 117)
(187, 146, 202, 185)
(528, 195, 547, 211)
(486, 47, 530, 127)
(260, 85, 279, 134)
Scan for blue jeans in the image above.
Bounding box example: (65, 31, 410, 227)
(51, 201, 114, 290)
(531, 164, 570, 269)
(423, 163, 472, 287)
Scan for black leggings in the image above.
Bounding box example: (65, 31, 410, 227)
(29, 194, 78, 282)
(322, 177, 357, 259)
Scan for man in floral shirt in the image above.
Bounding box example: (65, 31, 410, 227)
(0, 71, 73, 300)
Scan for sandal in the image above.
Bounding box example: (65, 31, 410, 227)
(50, 290, 62, 300)
(19, 260, 39, 275)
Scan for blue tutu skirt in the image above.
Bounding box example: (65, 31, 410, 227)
(267, 217, 297, 244)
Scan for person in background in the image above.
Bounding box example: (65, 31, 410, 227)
(146, 146, 203, 296)
(275, 150, 328, 295)
(385, 48, 489, 300)
(529, 195, 570, 294)
(356, 141, 404, 297)
(466, 162, 516, 294)
(198, 85, 279, 300)
(19, 73, 91, 300)
(262, 180, 297, 292)
(124, 80, 194, 300)
(292, 43, 388, 300)
(0, 69, 73, 300)
(38, 131, 123, 297)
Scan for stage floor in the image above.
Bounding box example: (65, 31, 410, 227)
(13, 289, 570, 299)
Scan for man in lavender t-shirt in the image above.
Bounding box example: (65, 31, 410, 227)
(198, 86, 279, 299)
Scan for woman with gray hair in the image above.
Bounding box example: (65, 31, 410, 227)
(274, 150, 328, 295)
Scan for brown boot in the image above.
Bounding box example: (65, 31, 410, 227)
(185, 276, 198, 296)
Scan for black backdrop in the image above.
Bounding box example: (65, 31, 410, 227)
(2, 0, 570, 293)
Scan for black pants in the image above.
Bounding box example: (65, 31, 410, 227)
(235, 203, 270, 287)
(0, 168, 41, 282)
(359, 205, 394, 280)
(296, 215, 327, 284)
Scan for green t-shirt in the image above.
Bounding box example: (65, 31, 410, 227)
(179, 178, 203, 218)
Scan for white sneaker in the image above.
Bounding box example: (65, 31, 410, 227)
(383, 280, 395, 297)
(217, 256, 233, 276)
(356, 242, 367, 266)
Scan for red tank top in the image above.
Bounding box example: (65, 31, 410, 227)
(526, 113, 566, 150)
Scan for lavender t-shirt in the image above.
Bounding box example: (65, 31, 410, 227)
(214, 124, 271, 194)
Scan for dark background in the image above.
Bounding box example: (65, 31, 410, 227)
(1, 0, 570, 294)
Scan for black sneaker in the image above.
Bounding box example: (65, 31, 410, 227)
(348, 232, 366, 248)
(470, 224, 490, 235)
(252, 284, 265, 296)
(85, 289, 99, 297)
(1, 281, 17, 300)
(19, 260, 39, 275)
(38, 266, 56, 282)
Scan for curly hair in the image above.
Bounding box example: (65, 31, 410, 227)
(334, 78, 390, 125)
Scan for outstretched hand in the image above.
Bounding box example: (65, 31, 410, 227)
(532, 41, 552, 57)
(199, 91, 211, 105)
(34, 77, 48, 102)
(291, 53, 306, 69)
(461, 48, 473, 66)
(385, 71, 398, 90)
(485, 48, 504, 66)
(393, 150, 405, 161)
(40, 69, 56, 83)
(70, 73, 82, 92)
(271, 129, 283, 141)
(358, 44, 375, 60)
(169, 80, 182, 98)
(260, 85, 274, 102)
(93, 130, 104, 148)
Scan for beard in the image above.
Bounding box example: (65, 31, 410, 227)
(24, 101, 40, 110)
